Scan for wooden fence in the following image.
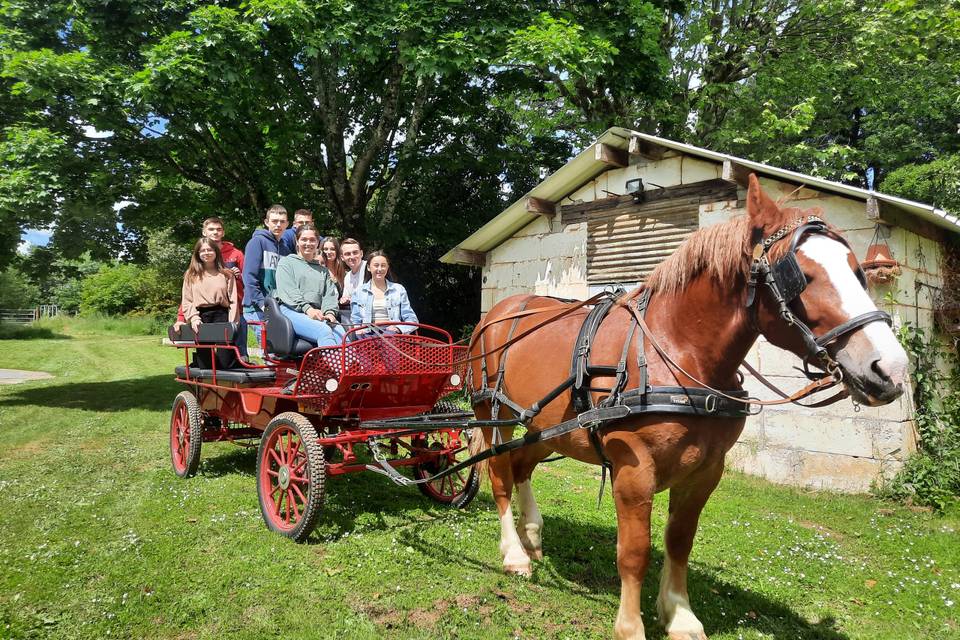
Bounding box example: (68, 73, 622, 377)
(0, 305, 59, 324)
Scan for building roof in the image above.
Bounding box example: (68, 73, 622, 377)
(441, 126, 960, 265)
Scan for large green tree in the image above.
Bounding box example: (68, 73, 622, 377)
(0, 1, 672, 255)
(657, 0, 960, 191)
(0, 0, 675, 328)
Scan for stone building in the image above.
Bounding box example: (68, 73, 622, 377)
(442, 126, 959, 492)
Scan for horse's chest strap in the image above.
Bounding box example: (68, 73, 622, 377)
(570, 292, 621, 413)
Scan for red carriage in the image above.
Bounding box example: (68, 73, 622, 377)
(167, 298, 478, 542)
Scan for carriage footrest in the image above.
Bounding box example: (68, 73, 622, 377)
(175, 366, 277, 384)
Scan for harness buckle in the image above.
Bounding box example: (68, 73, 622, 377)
(827, 360, 844, 383)
(705, 394, 718, 414)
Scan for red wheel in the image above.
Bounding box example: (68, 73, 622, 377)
(170, 391, 202, 478)
(413, 430, 480, 508)
(256, 412, 325, 542)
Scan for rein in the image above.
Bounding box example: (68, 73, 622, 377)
(461, 291, 610, 365)
(622, 299, 845, 408)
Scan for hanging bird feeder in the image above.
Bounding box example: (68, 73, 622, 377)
(861, 224, 901, 284)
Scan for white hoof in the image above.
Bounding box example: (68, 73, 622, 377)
(503, 561, 533, 577)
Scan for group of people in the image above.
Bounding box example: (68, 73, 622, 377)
(177, 205, 418, 358)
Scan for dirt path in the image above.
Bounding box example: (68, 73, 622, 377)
(0, 369, 53, 385)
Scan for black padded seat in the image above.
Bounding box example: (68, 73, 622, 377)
(175, 366, 277, 384)
(168, 322, 239, 344)
(263, 296, 314, 359)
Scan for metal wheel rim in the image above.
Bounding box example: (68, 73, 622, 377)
(259, 425, 311, 531)
(417, 434, 471, 502)
(170, 400, 190, 473)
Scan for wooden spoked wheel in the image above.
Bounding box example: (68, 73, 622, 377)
(412, 430, 480, 508)
(256, 412, 325, 542)
(170, 391, 202, 478)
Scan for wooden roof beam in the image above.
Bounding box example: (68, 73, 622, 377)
(628, 137, 667, 160)
(866, 195, 881, 220)
(722, 159, 751, 186)
(867, 196, 945, 242)
(595, 142, 629, 168)
(447, 248, 486, 267)
(525, 196, 556, 217)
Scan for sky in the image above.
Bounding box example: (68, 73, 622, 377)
(18, 229, 52, 254)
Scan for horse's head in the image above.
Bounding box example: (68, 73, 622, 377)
(746, 174, 908, 406)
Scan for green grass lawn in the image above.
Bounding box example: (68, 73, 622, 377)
(0, 322, 957, 639)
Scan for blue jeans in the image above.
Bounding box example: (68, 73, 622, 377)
(243, 307, 264, 351)
(279, 306, 346, 347)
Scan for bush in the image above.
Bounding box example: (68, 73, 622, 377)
(79, 263, 144, 316)
(139, 229, 190, 316)
(875, 324, 960, 511)
(0, 264, 40, 308)
(883, 155, 960, 214)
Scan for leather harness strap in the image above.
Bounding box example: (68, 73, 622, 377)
(571, 292, 622, 413)
(623, 299, 846, 407)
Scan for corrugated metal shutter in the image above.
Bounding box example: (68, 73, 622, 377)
(586, 196, 699, 284)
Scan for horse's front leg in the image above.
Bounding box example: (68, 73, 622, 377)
(612, 461, 656, 640)
(656, 461, 723, 640)
(484, 427, 532, 575)
(512, 444, 549, 561)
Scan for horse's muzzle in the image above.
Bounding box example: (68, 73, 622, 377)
(836, 347, 907, 406)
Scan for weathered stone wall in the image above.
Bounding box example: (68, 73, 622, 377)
(480, 159, 938, 493)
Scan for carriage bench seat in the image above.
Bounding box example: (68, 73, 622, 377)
(174, 366, 277, 385)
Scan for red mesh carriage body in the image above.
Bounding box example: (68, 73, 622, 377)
(286, 323, 465, 420)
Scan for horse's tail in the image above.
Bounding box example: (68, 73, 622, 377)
(468, 425, 490, 481)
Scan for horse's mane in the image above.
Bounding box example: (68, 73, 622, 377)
(645, 215, 751, 295)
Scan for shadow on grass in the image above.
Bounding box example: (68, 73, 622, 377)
(193, 445, 845, 637)
(395, 510, 849, 640)
(199, 444, 497, 547)
(0, 374, 179, 412)
(0, 325, 70, 340)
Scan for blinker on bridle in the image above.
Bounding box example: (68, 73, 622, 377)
(746, 215, 892, 379)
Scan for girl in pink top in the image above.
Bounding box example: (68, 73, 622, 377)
(180, 238, 239, 331)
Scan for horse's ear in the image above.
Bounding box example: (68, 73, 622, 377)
(746, 173, 780, 225)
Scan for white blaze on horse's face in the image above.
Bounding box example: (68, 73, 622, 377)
(798, 235, 909, 405)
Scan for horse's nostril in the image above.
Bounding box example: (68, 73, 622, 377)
(868, 353, 907, 389)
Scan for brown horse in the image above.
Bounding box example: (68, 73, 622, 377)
(468, 175, 908, 640)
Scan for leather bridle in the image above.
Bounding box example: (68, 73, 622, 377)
(746, 215, 892, 380)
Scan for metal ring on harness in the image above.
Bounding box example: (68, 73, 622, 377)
(705, 394, 718, 414)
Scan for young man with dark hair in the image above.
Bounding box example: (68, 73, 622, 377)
(338, 237, 366, 323)
(242, 205, 289, 346)
(280, 208, 314, 256)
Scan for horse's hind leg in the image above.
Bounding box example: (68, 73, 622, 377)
(482, 426, 533, 575)
(512, 443, 551, 561)
(656, 461, 723, 640)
